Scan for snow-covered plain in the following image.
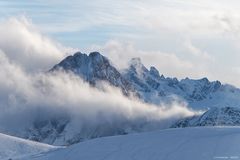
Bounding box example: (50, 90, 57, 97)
(18, 127, 240, 160)
(0, 132, 58, 160)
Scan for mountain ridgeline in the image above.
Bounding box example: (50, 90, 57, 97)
(51, 51, 240, 109)
(8, 51, 240, 146)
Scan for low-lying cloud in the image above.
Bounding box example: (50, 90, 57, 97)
(0, 49, 196, 139)
(0, 17, 199, 144)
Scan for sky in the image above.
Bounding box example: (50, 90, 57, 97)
(1, 0, 240, 86)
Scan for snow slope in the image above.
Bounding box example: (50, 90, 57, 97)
(0, 132, 58, 160)
(22, 127, 240, 160)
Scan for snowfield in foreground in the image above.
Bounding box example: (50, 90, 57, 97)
(19, 127, 240, 160)
(0, 133, 58, 160)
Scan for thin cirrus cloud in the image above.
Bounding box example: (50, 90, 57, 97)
(2, 0, 240, 36)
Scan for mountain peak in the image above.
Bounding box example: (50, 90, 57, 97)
(128, 57, 148, 75)
(200, 77, 210, 83)
(129, 57, 146, 70)
(130, 57, 142, 66)
(51, 51, 132, 95)
(72, 51, 106, 62)
(149, 66, 160, 79)
(73, 51, 85, 56)
(89, 51, 101, 57)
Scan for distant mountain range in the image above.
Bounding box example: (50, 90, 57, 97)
(5, 51, 240, 145)
(52, 51, 240, 109)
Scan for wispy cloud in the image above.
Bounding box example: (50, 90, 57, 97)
(183, 40, 214, 61)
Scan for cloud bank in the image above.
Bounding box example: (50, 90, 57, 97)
(0, 17, 198, 142)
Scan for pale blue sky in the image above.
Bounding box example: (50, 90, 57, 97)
(1, 0, 240, 86)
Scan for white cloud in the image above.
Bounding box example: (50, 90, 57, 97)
(0, 17, 197, 139)
(0, 16, 75, 72)
(0, 48, 196, 137)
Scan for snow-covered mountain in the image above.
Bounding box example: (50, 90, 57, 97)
(5, 51, 240, 146)
(0, 132, 58, 160)
(52, 51, 240, 109)
(172, 107, 240, 128)
(20, 127, 240, 160)
(51, 52, 133, 95)
(122, 57, 240, 109)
